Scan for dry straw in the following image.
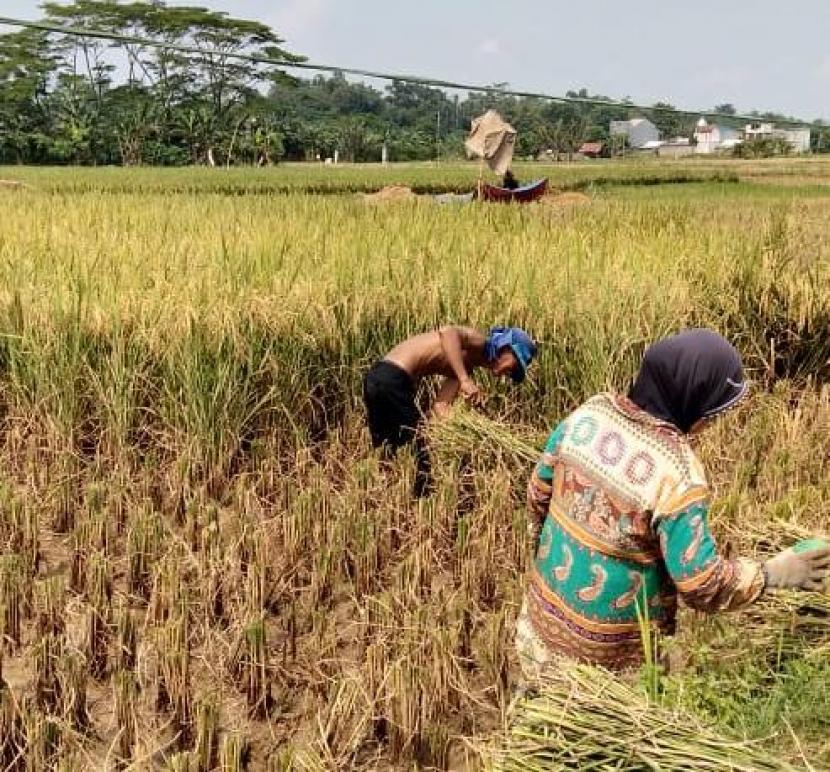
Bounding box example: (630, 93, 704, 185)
(428, 407, 544, 468)
(491, 662, 798, 771)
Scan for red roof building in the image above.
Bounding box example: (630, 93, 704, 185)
(578, 142, 603, 158)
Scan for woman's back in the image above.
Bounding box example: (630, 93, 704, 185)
(518, 330, 825, 682)
(520, 392, 761, 675)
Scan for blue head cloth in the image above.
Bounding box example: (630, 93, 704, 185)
(484, 326, 537, 384)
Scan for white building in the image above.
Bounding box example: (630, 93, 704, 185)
(744, 122, 774, 140)
(639, 140, 664, 151)
(693, 118, 740, 154)
(609, 118, 659, 149)
(744, 122, 811, 153)
(658, 139, 694, 158)
(780, 128, 811, 153)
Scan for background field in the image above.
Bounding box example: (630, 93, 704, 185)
(0, 158, 829, 770)
(7, 155, 830, 195)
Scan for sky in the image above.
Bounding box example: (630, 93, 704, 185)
(3, 0, 829, 120)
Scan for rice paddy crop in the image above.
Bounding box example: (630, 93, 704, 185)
(0, 160, 828, 769)
(490, 661, 801, 771)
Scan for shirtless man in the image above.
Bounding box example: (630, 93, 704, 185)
(362, 325, 537, 496)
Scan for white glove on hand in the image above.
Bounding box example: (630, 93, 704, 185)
(763, 545, 830, 591)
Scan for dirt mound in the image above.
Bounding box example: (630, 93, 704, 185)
(0, 179, 25, 190)
(362, 185, 416, 203)
(538, 191, 592, 209)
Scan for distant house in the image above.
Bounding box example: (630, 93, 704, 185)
(745, 122, 811, 153)
(658, 140, 694, 159)
(578, 141, 603, 158)
(781, 128, 811, 153)
(744, 122, 775, 140)
(536, 149, 572, 162)
(609, 118, 659, 149)
(693, 118, 740, 154)
(639, 140, 663, 151)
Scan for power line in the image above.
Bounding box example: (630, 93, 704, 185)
(0, 15, 818, 128)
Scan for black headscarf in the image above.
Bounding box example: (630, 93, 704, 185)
(628, 329, 748, 434)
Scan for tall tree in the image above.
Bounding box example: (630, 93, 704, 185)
(0, 28, 56, 162)
(1, 10, 824, 166)
(38, 1, 304, 165)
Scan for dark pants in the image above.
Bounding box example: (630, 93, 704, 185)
(362, 360, 432, 497)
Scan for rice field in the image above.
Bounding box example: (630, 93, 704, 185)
(0, 158, 829, 770)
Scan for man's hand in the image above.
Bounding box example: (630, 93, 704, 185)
(764, 545, 830, 591)
(459, 378, 482, 405)
(432, 401, 452, 420)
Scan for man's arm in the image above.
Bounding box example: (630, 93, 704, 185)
(438, 326, 486, 403)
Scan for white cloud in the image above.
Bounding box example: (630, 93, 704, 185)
(477, 37, 502, 57)
(818, 56, 830, 82)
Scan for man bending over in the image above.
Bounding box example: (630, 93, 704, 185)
(363, 325, 537, 496)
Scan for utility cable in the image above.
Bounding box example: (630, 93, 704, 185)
(0, 15, 818, 128)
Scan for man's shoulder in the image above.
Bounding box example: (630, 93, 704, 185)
(458, 325, 487, 343)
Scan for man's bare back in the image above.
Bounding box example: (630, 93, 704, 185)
(384, 327, 487, 382)
(384, 326, 489, 412)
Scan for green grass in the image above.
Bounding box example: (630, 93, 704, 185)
(0, 157, 742, 194)
(6, 155, 830, 197)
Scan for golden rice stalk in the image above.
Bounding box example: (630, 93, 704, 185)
(69, 512, 110, 594)
(149, 552, 190, 627)
(156, 616, 193, 748)
(127, 509, 164, 602)
(115, 599, 137, 672)
(219, 734, 251, 772)
(490, 662, 797, 771)
(315, 674, 373, 768)
(198, 507, 227, 627)
(52, 474, 76, 534)
(58, 652, 90, 732)
(274, 746, 328, 772)
(167, 751, 195, 772)
(427, 408, 543, 468)
(34, 633, 64, 714)
(192, 696, 219, 772)
(384, 654, 422, 762)
(230, 618, 275, 719)
(0, 685, 27, 771)
(85, 551, 113, 678)
(113, 669, 138, 766)
(83, 482, 108, 524)
(0, 556, 25, 650)
(0, 493, 39, 580)
(35, 576, 66, 638)
(185, 500, 202, 554)
(25, 710, 62, 771)
(55, 752, 83, 772)
(741, 589, 830, 651)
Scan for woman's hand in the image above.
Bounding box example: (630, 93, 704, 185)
(763, 545, 830, 591)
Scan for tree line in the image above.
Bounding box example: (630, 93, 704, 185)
(2, 1, 829, 166)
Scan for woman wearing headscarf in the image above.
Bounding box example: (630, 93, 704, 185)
(516, 329, 830, 679)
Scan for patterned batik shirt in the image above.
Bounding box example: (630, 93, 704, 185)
(521, 393, 764, 671)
